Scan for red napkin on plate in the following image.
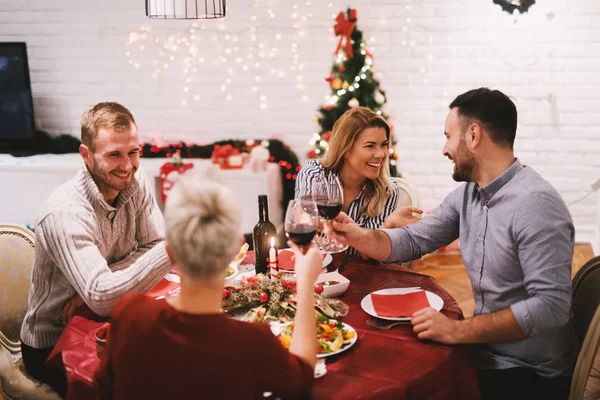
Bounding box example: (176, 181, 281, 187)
(278, 251, 296, 271)
(278, 251, 326, 271)
(371, 291, 431, 318)
(147, 279, 179, 298)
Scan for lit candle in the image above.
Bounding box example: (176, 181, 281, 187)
(269, 237, 277, 263)
(269, 237, 279, 280)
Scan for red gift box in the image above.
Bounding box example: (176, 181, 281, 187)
(211, 144, 244, 170)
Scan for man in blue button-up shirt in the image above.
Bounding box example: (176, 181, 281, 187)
(328, 88, 578, 400)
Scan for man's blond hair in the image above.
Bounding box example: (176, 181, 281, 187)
(81, 102, 135, 151)
(165, 169, 242, 280)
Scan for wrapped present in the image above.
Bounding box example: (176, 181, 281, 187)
(159, 160, 194, 203)
(211, 144, 244, 170)
(250, 145, 270, 173)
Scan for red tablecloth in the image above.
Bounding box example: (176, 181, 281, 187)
(47, 253, 480, 400)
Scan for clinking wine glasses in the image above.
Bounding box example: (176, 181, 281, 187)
(284, 197, 319, 252)
(312, 174, 349, 254)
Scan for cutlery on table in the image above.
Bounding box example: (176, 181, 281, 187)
(366, 319, 413, 330)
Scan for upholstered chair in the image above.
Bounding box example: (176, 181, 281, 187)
(0, 224, 62, 399)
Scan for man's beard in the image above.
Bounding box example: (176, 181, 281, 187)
(90, 160, 137, 192)
(451, 141, 476, 182)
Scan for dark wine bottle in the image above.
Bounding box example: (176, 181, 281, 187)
(253, 194, 277, 275)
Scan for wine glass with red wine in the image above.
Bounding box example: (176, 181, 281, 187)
(284, 198, 319, 251)
(312, 175, 348, 253)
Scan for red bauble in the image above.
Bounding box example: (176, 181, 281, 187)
(322, 132, 331, 141)
(338, 66, 346, 72)
(325, 105, 333, 111)
(259, 292, 269, 303)
(307, 149, 317, 159)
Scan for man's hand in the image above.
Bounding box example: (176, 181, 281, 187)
(382, 206, 423, 229)
(323, 212, 364, 247)
(62, 293, 85, 325)
(411, 307, 461, 344)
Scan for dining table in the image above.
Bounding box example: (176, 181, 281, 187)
(46, 252, 481, 400)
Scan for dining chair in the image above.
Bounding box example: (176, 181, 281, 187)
(0, 224, 62, 399)
(0, 223, 35, 351)
(391, 176, 421, 209)
(389, 177, 421, 270)
(570, 255, 600, 400)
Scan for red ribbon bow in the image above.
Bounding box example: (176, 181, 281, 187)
(333, 9, 357, 58)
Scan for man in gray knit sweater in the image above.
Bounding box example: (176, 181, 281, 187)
(20, 102, 172, 395)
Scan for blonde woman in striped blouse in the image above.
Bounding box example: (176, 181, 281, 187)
(295, 107, 421, 256)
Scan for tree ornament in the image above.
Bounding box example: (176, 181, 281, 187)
(333, 9, 358, 58)
(375, 91, 385, 104)
(338, 65, 346, 72)
(342, 81, 349, 90)
(332, 78, 343, 90)
(348, 98, 359, 108)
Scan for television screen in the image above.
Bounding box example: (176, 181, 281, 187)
(0, 42, 35, 145)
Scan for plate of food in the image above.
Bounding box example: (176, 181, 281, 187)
(272, 315, 357, 358)
(224, 264, 238, 286)
(229, 242, 249, 269)
(277, 248, 332, 272)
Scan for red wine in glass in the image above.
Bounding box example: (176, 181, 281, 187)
(286, 224, 317, 246)
(312, 175, 348, 254)
(284, 198, 319, 252)
(316, 199, 343, 220)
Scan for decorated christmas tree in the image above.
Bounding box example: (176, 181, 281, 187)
(308, 8, 398, 176)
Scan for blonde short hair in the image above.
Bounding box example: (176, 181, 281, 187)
(81, 102, 135, 151)
(164, 169, 241, 280)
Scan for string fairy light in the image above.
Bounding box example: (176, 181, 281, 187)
(125, 0, 317, 110)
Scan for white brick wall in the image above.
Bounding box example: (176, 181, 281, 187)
(1, 0, 599, 250)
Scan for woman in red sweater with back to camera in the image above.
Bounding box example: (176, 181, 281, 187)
(94, 169, 322, 399)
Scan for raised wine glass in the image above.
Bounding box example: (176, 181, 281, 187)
(312, 174, 349, 253)
(284, 198, 319, 253)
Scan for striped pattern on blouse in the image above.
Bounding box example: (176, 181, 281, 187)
(294, 159, 402, 256)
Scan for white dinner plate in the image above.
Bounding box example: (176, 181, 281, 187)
(277, 248, 332, 271)
(360, 288, 444, 321)
(270, 320, 358, 359)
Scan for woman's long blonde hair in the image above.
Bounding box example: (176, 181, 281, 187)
(320, 107, 394, 218)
